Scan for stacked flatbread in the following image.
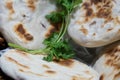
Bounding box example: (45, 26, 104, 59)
(1, 0, 120, 80)
(68, 0, 120, 47)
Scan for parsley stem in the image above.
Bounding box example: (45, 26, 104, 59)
(56, 13, 70, 42)
(8, 43, 45, 54)
(55, 20, 65, 42)
(8, 43, 30, 52)
(27, 49, 46, 54)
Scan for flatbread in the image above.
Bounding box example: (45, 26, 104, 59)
(93, 43, 120, 80)
(0, 49, 99, 80)
(68, 0, 120, 47)
(0, 0, 56, 49)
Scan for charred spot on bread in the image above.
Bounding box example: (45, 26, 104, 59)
(5, 1, 14, 14)
(54, 59, 74, 68)
(79, 26, 88, 35)
(45, 70, 56, 74)
(26, 0, 38, 11)
(104, 46, 120, 70)
(6, 56, 30, 69)
(24, 33, 33, 41)
(82, 2, 91, 9)
(42, 64, 50, 69)
(14, 23, 34, 42)
(16, 24, 26, 34)
(19, 69, 43, 76)
(99, 74, 104, 80)
(45, 25, 56, 38)
(86, 8, 93, 17)
(114, 72, 120, 80)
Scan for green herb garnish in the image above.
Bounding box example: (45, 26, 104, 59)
(8, 0, 82, 62)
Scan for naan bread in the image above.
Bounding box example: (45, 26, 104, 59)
(93, 42, 120, 80)
(68, 0, 120, 47)
(0, 0, 56, 49)
(0, 49, 99, 80)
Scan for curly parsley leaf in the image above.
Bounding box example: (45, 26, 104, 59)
(43, 33, 75, 61)
(46, 11, 65, 23)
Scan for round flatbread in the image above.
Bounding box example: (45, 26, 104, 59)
(0, 49, 99, 80)
(0, 0, 56, 49)
(93, 42, 120, 80)
(68, 0, 120, 47)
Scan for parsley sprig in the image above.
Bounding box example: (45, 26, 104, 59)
(46, 0, 82, 42)
(8, 0, 82, 62)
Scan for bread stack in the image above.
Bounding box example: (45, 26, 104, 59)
(0, 0, 120, 80)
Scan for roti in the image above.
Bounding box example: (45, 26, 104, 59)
(0, 49, 99, 80)
(93, 42, 120, 80)
(0, 0, 56, 49)
(68, 0, 120, 47)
